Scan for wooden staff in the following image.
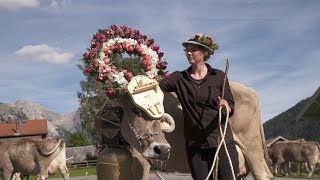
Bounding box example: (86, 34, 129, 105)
(221, 59, 229, 100)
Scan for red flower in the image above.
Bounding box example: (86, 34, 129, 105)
(107, 89, 115, 96)
(92, 62, 99, 67)
(83, 53, 89, 59)
(104, 59, 110, 64)
(206, 37, 213, 45)
(158, 52, 164, 58)
(84, 67, 91, 73)
(194, 35, 200, 40)
(147, 39, 154, 46)
(133, 30, 140, 36)
(164, 72, 170, 79)
(126, 46, 134, 52)
(152, 45, 159, 52)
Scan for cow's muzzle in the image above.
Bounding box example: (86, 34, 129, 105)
(142, 142, 171, 160)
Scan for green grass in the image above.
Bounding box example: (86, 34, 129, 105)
(27, 167, 97, 179)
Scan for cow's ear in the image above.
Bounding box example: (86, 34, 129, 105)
(160, 113, 175, 133)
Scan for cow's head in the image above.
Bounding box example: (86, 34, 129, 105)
(96, 93, 175, 160)
(34, 138, 65, 156)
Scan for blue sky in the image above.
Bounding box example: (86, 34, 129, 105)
(0, 0, 319, 123)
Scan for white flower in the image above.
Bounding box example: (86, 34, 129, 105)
(112, 72, 128, 85)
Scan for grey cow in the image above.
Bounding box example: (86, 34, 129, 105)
(268, 141, 320, 178)
(0, 137, 67, 180)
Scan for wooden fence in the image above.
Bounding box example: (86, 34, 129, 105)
(67, 160, 97, 169)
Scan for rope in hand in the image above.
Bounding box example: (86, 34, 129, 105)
(205, 106, 236, 180)
(205, 59, 236, 180)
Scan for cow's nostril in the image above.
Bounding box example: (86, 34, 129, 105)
(154, 145, 171, 155)
(154, 146, 161, 154)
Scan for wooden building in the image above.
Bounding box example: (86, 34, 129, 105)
(266, 135, 288, 147)
(0, 119, 48, 143)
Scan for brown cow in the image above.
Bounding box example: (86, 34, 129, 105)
(0, 138, 66, 180)
(268, 141, 320, 178)
(95, 93, 175, 180)
(163, 81, 274, 179)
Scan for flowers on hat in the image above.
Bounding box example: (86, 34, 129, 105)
(189, 33, 219, 52)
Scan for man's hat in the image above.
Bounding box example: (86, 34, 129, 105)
(182, 33, 219, 54)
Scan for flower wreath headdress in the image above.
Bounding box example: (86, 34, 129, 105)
(82, 25, 168, 98)
(182, 33, 219, 54)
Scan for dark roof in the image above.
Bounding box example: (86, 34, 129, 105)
(266, 136, 288, 147)
(0, 119, 47, 138)
(295, 87, 320, 121)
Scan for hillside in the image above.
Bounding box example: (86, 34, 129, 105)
(0, 100, 82, 137)
(263, 97, 320, 142)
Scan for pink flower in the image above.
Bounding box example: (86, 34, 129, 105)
(107, 89, 115, 96)
(111, 69, 117, 73)
(89, 51, 96, 58)
(135, 44, 142, 52)
(133, 30, 140, 36)
(84, 67, 91, 73)
(83, 53, 89, 59)
(164, 72, 170, 79)
(126, 46, 134, 52)
(122, 70, 128, 74)
(161, 63, 167, 70)
(103, 72, 108, 77)
(95, 42, 102, 49)
(122, 42, 129, 49)
(92, 62, 99, 67)
(127, 72, 133, 79)
(194, 35, 200, 40)
(109, 45, 114, 51)
(158, 52, 164, 58)
(104, 49, 112, 55)
(206, 37, 213, 45)
(147, 39, 154, 47)
(115, 29, 121, 35)
(104, 59, 110, 64)
(96, 76, 102, 81)
(146, 65, 152, 70)
(116, 44, 122, 50)
(152, 45, 159, 52)
(96, 33, 103, 39)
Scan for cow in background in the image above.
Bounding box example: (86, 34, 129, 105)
(268, 141, 320, 178)
(0, 137, 67, 180)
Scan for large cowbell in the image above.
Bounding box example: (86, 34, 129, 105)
(127, 75, 164, 119)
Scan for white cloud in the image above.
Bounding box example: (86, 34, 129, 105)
(15, 44, 74, 64)
(0, 0, 40, 11)
(49, 0, 71, 12)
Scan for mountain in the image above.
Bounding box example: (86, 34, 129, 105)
(263, 96, 320, 142)
(0, 100, 82, 137)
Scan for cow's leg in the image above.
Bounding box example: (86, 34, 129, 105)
(236, 145, 249, 178)
(283, 162, 290, 176)
(132, 148, 150, 180)
(2, 164, 14, 180)
(298, 163, 303, 176)
(2, 169, 13, 180)
(306, 163, 315, 178)
(58, 164, 69, 180)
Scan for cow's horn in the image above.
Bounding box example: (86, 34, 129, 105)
(40, 138, 62, 155)
(160, 113, 175, 133)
